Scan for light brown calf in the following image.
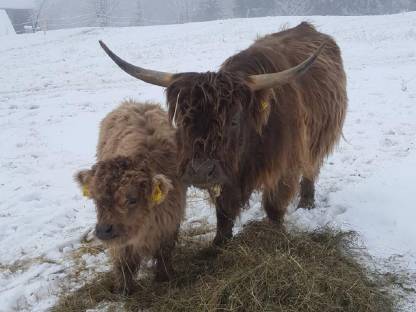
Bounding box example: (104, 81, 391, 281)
(75, 100, 185, 294)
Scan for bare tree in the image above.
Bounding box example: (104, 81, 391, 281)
(275, 0, 313, 15)
(194, 0, 222, 21)
(134, 0, 143, 26)
(33, 0, 48, 30)
(96, 0, 121, 26)
(173, 0, 196, 23)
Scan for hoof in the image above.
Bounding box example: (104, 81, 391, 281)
(213, 234, 232, 247)
(297, 199, 316, 210)
(155, 270, 173, 283)
(266, 216, 284, 227)
(112, 283, 134, 296)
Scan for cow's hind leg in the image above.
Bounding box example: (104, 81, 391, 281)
(297, 177, 316, 209)
(263, 175, 299, 224)
(298, 162, 320, 209)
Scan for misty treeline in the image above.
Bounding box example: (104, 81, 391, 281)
(33, 0, 416, 30)
(233, 0, 416, 17)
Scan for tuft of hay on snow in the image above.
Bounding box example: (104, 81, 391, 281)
(52, 221, 395, 312)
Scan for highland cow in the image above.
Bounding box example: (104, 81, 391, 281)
(99, 22, 347, 246)
(75, 100, 185, 294)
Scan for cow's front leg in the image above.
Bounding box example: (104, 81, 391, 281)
(111, 246, 141, 295)
(213, 185, 241, 246)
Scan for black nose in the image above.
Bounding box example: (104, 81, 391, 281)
(190, 159, 216, 179)
(95, 224, 115, 241)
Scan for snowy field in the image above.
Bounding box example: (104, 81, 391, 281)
(1, 12, 416, 311)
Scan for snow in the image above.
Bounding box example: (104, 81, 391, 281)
(0, 9, 14, 36)
(335, 150, 416, 258)
(1, 12, 416, 311)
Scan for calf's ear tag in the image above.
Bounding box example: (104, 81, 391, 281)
(151, 183, 164, 204)
(82, 184, 91, 198)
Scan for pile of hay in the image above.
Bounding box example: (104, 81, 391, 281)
(53, 221, 394, 312)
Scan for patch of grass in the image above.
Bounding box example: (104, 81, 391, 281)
(0, 256, 59, 274)
(52, 221, 395, 312)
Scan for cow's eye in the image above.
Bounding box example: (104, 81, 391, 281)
(126, 197, 138, 206)
(231, 116, 240, 127)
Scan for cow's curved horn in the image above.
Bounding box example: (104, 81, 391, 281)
(99, 40, 174, 87)
(249, 42, 327, 91)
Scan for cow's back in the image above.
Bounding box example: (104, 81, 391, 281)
(223, 22, 347, 175)
(269, 23, 347, 169)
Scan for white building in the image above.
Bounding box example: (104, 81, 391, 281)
(0, 9, 14, 36)
(0, 0, 35, 34)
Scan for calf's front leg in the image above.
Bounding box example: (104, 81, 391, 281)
(155, 236, 177, 282)
(111, 245, 141, 295)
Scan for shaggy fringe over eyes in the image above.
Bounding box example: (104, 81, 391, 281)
(92, 157, 139, 205)
(166, 72, 253, 164)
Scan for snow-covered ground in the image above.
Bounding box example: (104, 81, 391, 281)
(1, 12, 415, 311)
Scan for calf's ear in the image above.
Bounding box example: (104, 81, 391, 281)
(150, 174, 173, 205)
(74, 169, 95, 198)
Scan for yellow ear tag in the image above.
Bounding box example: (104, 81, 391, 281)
(151, 183, 164, 204)
(261, 101, 269, 111)
(82, 184, 91, 198)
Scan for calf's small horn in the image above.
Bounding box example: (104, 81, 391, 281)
(249, 42, 327, 91)
(99, 40, 174, 87)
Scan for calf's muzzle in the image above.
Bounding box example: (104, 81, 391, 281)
(95, 223, 117, 241)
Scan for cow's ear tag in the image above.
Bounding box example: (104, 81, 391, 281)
(254, 100, 271, 135)
(82, 184, 91, 198)
(260, 100, 269, 111)
(151, 182, 164, 204)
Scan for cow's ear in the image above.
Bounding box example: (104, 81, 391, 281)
(250, 90, 272, 134)
(74, 169, 95, 198)
(150, 174, 173, 205)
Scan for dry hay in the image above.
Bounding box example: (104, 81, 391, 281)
(52, 221, 395, 312)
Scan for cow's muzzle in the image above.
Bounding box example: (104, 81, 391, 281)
(182, 158, 226, 187)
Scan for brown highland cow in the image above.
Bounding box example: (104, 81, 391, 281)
(75, 100, 185, 294)
(99, 22, 347, 246)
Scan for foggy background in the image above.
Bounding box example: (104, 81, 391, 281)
(4, 0, 416, 33)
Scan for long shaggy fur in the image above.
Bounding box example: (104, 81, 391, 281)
(75, 100, 186, 293)
(166, 22, 347, 244)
